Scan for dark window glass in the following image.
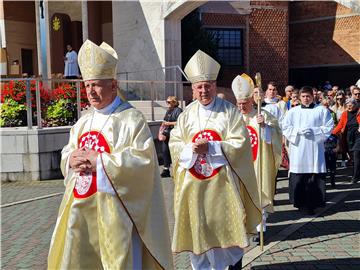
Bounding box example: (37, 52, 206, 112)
(206, 28, 243, 66)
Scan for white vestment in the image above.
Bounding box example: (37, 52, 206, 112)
(64, 50, 79, 77)
(282, 104, 334, 173)
(179, 99, 243, 270)
(64, 97, 143, 267)
(263, 98, 286, 127)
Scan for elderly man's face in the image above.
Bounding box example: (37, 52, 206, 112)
(237, 98, 253, 114)
(192, 81, 217, 106)
(285, 86, 293, 98)
(85, 79, 116, 109)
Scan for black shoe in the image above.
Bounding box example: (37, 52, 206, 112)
(252, 232, 260, 246)
(307, 208, 315, 215)
(330, 175, 336, 188)
(352, 178, 359, 184)
(228, 258, 242, 270)
(160, 169, 170, 178)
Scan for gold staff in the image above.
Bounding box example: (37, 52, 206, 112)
(255, 72, 264, 251)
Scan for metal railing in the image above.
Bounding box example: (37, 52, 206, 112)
(1, 77, 189, 129)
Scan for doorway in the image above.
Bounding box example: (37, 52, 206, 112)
(21, 49, 33, 76)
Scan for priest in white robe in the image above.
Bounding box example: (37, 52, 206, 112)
(48, 40, 173, 270)
(263, 81, 287, 125)
(232, 74, 282, 244)
(64, 44, 80, 79)
(282, 86, 334, 215)
(169, 50, 264, 270)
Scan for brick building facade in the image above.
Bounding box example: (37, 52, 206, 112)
(289, 1, 360, 89)
(194, 0, 359, 99)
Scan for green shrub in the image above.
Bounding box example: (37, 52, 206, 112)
(0, 99, 26, 127)
(44, 98, 76, 127)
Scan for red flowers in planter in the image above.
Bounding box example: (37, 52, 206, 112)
(1, 80, 89, 127)
(1, 80, 88, 109)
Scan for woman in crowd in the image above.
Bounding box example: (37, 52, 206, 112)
(331, 90, 346, 121)
(332, 98, 360, 183)
(160, 96, 183, 177)
(331, 90, 347, 166)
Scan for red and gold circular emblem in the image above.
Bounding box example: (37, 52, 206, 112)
(73, 131, 110, 199)
(246, 125, 258, 161)
(189, 129, 222, 180)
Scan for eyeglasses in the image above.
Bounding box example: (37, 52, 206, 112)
(166, 101, 172, 104)
(354, 93, 360, 96)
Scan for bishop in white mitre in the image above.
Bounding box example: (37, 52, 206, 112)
(48, 40, 173, 270)
(232, 74, 282, 242)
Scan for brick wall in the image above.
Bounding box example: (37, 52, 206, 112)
(289, 1, 353, 21)
(202, 13, 247, 25)
(289, 1, 360, 67)
(249, 3, 289, 93)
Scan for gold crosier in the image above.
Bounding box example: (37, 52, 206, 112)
(255, 72, 264, 251)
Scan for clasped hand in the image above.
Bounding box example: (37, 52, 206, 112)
(69, 147, 99, 173)
(192, 138, 209, 154)
(299, 128, 313, 136)
(256, 114, 265, 127)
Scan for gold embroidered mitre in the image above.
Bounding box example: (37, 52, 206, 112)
(78, 39, 118, 81)
(184, 50, 220, 83)
(231, 73, 255, 100)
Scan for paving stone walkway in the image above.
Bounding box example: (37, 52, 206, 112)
(1, 167, 359, 269)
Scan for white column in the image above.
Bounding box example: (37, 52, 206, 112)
(35, 1, 42, 77)
(44, 0, 51, 79)
(0, 0, 6, 48)
(81, 1, 88, 42)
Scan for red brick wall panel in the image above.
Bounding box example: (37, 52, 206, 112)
(290, 8, 360, 67)
(202, 13, 247, 26)
(249, 8, 289, 92)
(290, 1, 353, 22)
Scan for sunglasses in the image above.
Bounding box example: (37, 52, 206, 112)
(354, 93, 360, 96)
(166, 101, 172, 104)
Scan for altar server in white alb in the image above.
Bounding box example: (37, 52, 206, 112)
(48, 39, 173, 270)
(282, 86, 334, 215)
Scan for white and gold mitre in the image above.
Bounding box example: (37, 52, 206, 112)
(78, 39, 118, 81)
(184, 50, 220, 83)
(231, 73, 255, 100)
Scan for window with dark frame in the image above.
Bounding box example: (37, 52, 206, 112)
(206, 28, 244, 66)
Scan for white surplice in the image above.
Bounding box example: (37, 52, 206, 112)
(282, 104, 334, 173)
(64, 50, 79, 77)
(263, 98, 286, 126)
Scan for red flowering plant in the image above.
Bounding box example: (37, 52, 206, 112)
(43, 82, 89, 127)
(0, 80, 88, 127)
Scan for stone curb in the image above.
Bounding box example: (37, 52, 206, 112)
(1, 192, 63, 208)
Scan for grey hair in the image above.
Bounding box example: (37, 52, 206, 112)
(345, 98, 357, 106)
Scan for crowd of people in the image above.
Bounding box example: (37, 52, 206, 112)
(48, 39, 359, 270)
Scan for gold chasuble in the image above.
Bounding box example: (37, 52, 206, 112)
(242, 109, 282, 213)
(169, 98, 263, 254)
(48, 103, 173, 270)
